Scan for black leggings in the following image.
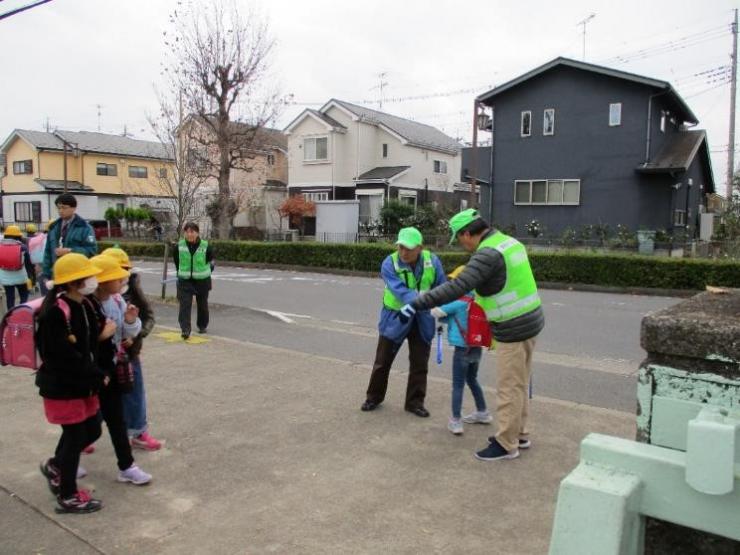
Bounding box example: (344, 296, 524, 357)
(98, 384, 135, 471)
(52, 416, 102, 498)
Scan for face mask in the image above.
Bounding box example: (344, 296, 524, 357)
(78, 276, 98, 296)
(120, 284, 129, 295)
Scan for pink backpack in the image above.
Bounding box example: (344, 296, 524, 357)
(0, 297, 71, 370)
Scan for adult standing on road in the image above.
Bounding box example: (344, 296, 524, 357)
(41, 193, 97, 286)
(173, 222, 214, 340)
(402, 209, 544, 461)
(361, 227, 446, 418)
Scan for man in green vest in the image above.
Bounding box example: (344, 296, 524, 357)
(174, 222, 214, 340)
(361, 227, 446, 417)
(402, 209, 544, 461)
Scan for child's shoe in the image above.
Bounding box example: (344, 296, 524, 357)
(40, 459, 60, 495)
(82, 444, 95, 454)
(117, 464, 152, 485)
(462, 410, 493, 424)
(447, 418, 464, 435)
(77, 465, 87, 479)
(55, 490, 102, 514)
(131, 431, 162, 451)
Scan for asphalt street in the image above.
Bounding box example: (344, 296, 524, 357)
(133, 261, 680, 413)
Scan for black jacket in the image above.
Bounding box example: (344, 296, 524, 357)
(412, 230, 545, 343)
(123, 273, 155, 360)
(35, 295, 104, 399)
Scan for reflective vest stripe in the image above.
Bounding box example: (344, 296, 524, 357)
(484, 293, 542, 320)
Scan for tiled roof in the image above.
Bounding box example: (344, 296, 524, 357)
(10, 129, 172, 160)
(356, 166, 410, 181)
(327, 99, 461, 154)
(637, 130, 706, 172)
(307, 109, 347, 131)
(35, 179, 94, 191)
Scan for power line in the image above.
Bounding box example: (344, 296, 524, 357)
(0, 0, 53, 21)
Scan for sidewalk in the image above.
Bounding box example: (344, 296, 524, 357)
(0, 328, 635, 554)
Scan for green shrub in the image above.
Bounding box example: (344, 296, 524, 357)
(101, 241, 740, 290)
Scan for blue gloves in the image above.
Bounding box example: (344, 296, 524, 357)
(399, 303, 416, 323)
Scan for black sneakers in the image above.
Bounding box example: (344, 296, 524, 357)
(361, 400, 379, 411)
(55, 490, 103, 514)
(475, 438, 520, 461)
(488, 436, 532, 449)
(40, 459, 60, 495)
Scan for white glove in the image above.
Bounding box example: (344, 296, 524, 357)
(430, 307, 447, 319)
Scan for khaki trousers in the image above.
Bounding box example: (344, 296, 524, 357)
(494, 337, 537, 452)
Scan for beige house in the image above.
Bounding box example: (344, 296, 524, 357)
(284, 99, 462, 227)
(0, 129, 173, 225)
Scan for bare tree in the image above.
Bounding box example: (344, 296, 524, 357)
(164, 0, 286, 239)
(148, 89, 211, 237)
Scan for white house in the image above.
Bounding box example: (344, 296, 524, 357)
(283, 99, 462, 227)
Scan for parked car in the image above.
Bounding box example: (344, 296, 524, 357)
(89, 219, 122, 240)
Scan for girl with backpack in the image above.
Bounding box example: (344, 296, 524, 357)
(36, 253, 108, 513)
(0, 225, 36, 309)
(102, 247, 162, 450)
(88, 255, 153, 486)
(431, 266, 492, 436)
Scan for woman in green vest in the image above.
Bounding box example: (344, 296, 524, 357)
(403, 209, 544, 461)
(173, 222, 214, 340)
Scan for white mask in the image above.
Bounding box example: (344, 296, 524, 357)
(120, 284, 129, 295)
(78, 276, 98, 296)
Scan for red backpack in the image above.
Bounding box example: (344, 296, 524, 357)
(454, 295, 493, 349)
(0, 241, 23, 271)
(0, 297, 71, 370)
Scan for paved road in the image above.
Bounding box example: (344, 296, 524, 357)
(133, 261, 680, 413)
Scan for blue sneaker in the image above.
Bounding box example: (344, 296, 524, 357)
(475, 438, 519, 461)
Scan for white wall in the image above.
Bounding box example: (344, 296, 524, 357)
(315, 200, 359, 242)
(287, 115, 336, 188)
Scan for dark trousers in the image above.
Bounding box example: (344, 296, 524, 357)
(98, 385, 135, 471)
(4, 283, 28, 310)
(177, 279, 209, 333)
(366, 324, 431, 409)
(52, 416, 102, 498)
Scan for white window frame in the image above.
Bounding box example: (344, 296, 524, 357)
(660, 112, 666, 133)
(609, 103, 622, 126)
(673, 209, 686, 226)
(543, 109, 555, 136)
(514, 179, 581, 206)
(398, 190, 417, 208)
(520, 111, 532, 137)
(303, 135, 329, 163)
(433, 160, 447, 174)
(303, 191, 329, 202)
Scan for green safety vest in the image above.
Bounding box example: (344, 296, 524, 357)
(177, 239, 211, 280)
(474, 232, 541, 323)
(382, 250, 436, 311)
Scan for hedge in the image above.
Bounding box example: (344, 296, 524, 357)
(99, 241, 740, 291)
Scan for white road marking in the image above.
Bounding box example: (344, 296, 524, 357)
(331, 319, 359, 326)
(264, 310, 295, 324)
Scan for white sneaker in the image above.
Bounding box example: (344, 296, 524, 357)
(447, 418, 464, 435)
(462, 411, 493, 424)
(76, 465, 87, 479)
(117, 464, 152, 485)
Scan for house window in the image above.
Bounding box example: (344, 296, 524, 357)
(303, 191, 329, 202)
(303, 137, 328, 161)
(128, 166, 148, 178)
(116, 203, 125, 212)
(673, 209, 686, 226)
(398, 191, 417, 207)
(13, 160, 33, 174)
(158, 167, 167, 178)
(382, 143, 388, 158)
(14, 201, 41, 222)
(356, 191, 384, 225)
(660, 112, 666, 133)
(520, 111, 532, 137)
(609, 103, 622, 126)
(267, 154, 275, 166)
(514, 179, 581, 205)
(543, 109, 555, 136)
(433, 160, 447, 174)
(460, 199, 469, 211)
(96, 163, 117, 176)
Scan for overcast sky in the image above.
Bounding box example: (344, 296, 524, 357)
(0, 0, 737, 193)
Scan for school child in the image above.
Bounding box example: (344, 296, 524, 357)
(431, 266, 492, 436)
(0, 225, 35, 309)
(101, 247, 162, 450)
(88, 254, 153, 485)
(37, 253, 106, 513)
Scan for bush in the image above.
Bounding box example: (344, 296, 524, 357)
(102, 241, 740, 290)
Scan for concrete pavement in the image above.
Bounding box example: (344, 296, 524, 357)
(0, 326, 634, 554)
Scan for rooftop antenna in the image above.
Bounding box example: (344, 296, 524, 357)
(577, 13, 596, 61)
(95, 104, 103, 131)
(370, 72, 388, 110)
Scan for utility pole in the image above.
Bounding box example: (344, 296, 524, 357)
(727, 8, 738, 199)
(577, 14, 596, 61)
(470, 101, 480, 208)
(96, 104, 103, 132)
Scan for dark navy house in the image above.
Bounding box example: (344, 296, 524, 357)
(464, 57, 716, 238)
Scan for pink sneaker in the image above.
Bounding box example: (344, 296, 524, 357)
(131, 432, 162, 451)
(82, 444, 95, 454)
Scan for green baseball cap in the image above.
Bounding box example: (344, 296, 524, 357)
(395, 227, 423, 249)
(448, 208, 480, 244)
